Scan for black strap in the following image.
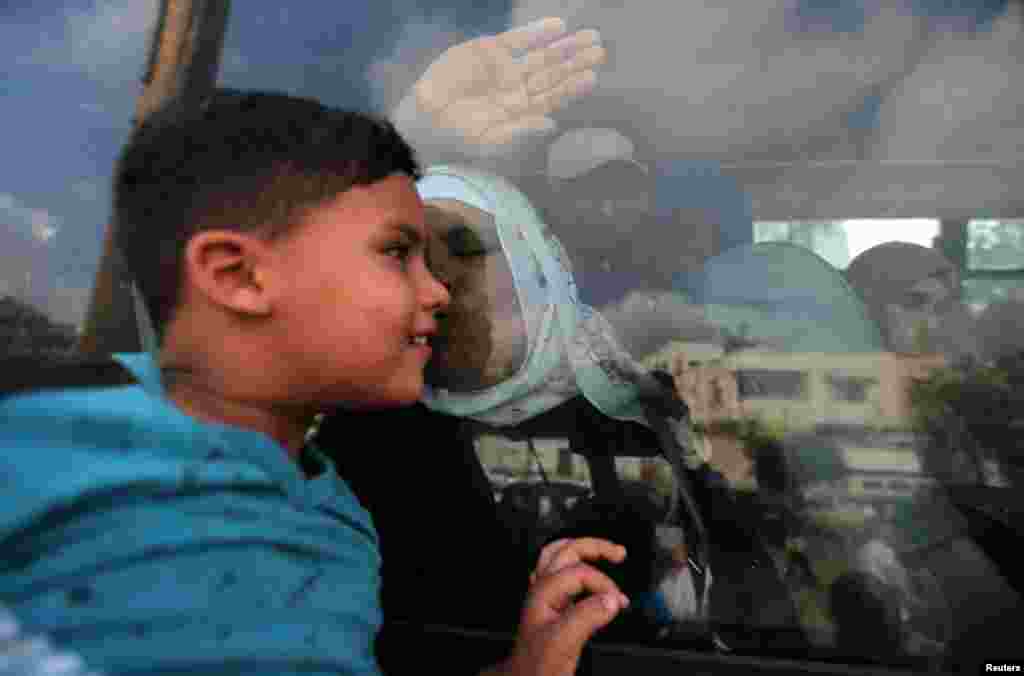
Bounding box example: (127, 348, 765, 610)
(0, 356, 138, 399)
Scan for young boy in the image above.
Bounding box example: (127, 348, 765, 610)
(0, 90, 625, 676)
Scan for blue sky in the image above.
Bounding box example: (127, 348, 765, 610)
(0, 0, 1015, 327)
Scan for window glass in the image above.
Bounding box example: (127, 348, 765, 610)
(827, 373, 877, 403)
(1, 0, 156, 352)
(737, 369, 807, 401)
(474, 431, 593, 551)
(614, 456, 676, 513)
(216, 0, 1023, 670)
(218, 1, 511, 115)
(967, 219, 1024, 271)
(475, 433, 590, 495)
(964, 277, 1024, 311)
(8, 0, 1024, 672)
(755, 219, 940, 270)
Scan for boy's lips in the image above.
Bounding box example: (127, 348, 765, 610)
(409, 327, 437, 361)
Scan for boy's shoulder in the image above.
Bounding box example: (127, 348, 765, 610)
(0, 352, 277, 537)
(0, 356, 384, 676)
(0, 352, 208, 460)
(0, 353, 140, 398)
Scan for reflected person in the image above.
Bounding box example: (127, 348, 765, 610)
(845, 241, 979, 361)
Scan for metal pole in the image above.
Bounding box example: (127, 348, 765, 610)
(77, 0, 232, 355)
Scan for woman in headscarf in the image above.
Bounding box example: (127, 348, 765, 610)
(417, 165, 717, 626)
(844, 241, 979, 361)
(418, 164, 668, 430)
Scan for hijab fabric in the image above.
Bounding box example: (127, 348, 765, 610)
(418, 165, 649, 427)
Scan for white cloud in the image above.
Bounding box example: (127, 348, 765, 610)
(0, 192, 60, 245)
(870, 4, 1024, 162)
(30, 210, 59, 243)
(600, 290, 724, 359)
(31, 0, 159, 86)
(364, 18, 467, 114)
(506, 0, 924, 156)
(71, 179, 103, 203)
(47, 283, 93, 329)
(498, 1, 1023, 170)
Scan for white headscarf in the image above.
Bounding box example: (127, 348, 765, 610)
(418, 165, 649, 427)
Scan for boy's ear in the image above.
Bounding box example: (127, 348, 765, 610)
(183, 230, 277, 317)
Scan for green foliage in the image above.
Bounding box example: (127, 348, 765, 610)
(692, 416, 782, 449)
(908, 351, 1024, 483)
(967, 220, 1024, 271)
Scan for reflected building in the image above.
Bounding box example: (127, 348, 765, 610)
(649, 346, 947, 495)
(656, 349, 946, 431)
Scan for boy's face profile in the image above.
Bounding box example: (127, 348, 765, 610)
(252, 173, 450, 408)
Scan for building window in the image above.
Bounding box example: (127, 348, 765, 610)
(827, 373, 877, 403)
(736, 369, 807, 400)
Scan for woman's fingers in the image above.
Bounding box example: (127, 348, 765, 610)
(495, 17, 568, 53)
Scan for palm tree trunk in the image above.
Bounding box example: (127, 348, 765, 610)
(77, 0, 231, 355)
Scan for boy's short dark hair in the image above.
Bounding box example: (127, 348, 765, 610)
(114, 89, 421, 337)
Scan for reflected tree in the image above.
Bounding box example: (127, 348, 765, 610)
(909, 352, 1024, 487)
(967, 220, 1024, 271)
(0, 295, 76, 358)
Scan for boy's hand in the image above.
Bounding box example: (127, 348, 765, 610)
(393, 18, 607, 159)
(530, 537, 627, 585)
(494, 558, 629, 676)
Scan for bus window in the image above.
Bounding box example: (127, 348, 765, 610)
(964, 219, 1024, 316)
(0, 2, 154, 355)
(754, 219, 941, 270)
(10, 0, 1024, 673)
(967, 220, 1024, 272)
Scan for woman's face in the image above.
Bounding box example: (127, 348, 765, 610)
(422, 199, 528, 391)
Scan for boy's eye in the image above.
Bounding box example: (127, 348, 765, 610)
(385, 243, 413, 262)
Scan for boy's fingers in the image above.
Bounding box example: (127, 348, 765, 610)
(535, 538, 627, 578)
(561, 591, 626, 642)
(535, 538, 571, 575)
(549, 540, 626, 576)
(526, 563, 626, 618)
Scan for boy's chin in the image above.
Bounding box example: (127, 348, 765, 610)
(346, 381, 424, 411)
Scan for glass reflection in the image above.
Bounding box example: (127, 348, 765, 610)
(212, 1, 1024, 669)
